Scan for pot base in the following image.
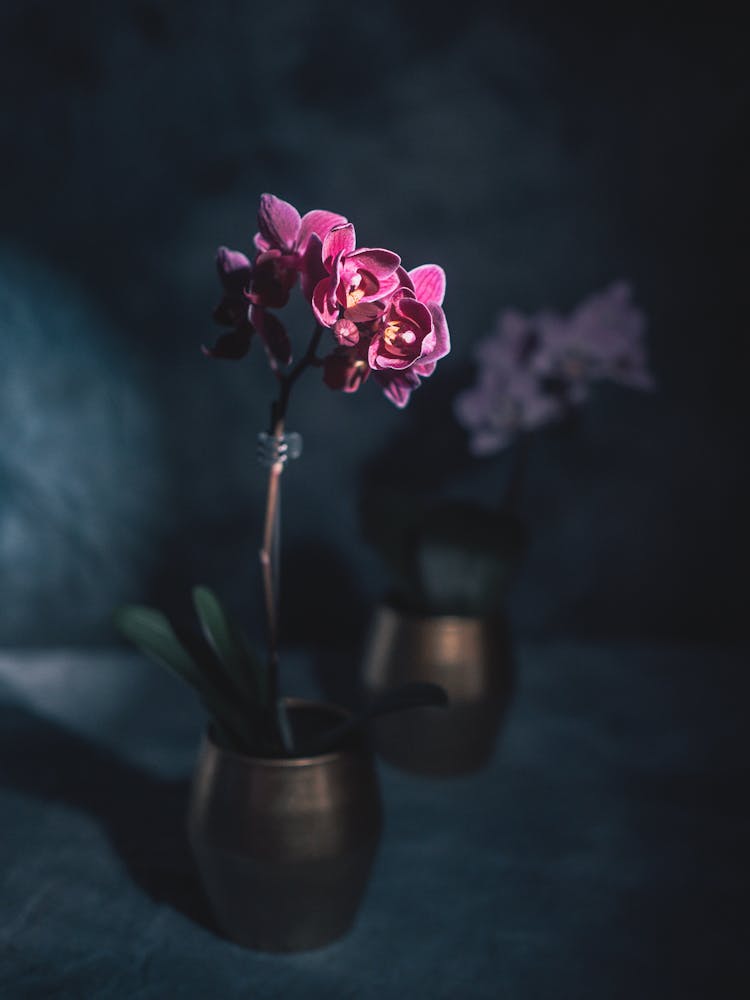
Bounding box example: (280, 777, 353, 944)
(191, 840, 379, 952)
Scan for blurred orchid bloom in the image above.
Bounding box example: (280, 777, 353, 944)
(454, 283, 653, 455)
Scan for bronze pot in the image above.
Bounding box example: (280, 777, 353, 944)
(362, 605, 514, 776)
(187, 699, 382, 952)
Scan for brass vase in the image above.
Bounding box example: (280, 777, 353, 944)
(187, 699, 382, 952)
(362, 605, 514, 776)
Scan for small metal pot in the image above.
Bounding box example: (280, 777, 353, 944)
(362, 605, 514, 776)
(187, 699, 382, 952)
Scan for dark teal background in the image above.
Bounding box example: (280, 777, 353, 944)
(1, 8, 748, 998)
(0, 1, 746, 644)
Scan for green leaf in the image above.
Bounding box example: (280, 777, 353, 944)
(114, 605, 203, 691)
(114, 604, 255, 753)
(191, 586, 268, 711)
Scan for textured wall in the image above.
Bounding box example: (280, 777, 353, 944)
(0, 1, 745, 643)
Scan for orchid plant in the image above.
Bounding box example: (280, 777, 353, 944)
(115, 194, 450, 757)
(368, 282, 653, 619)
(454, 282, 653, 456)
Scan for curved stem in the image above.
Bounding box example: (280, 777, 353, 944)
(258, 324, 323, 744)
(260, 414, 285, 713)
(502, 434, 529, 512)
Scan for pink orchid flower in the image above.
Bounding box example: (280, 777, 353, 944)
(212, 246, 253, 328)
(204, 246, 255, 359)
(311, 223, 401, 328)
(368, 264, 450, 375)
(373, 367, 423, 409)
(205, 246, 291, 364)
(247, 249, 299, 310)
(254, 193, 347, 258)
(322, 340, 371, 394)
(209, 193, 451, 411)
(250, 305, 292, 366)
(252, 193, 348, 309)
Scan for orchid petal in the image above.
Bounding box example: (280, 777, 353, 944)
(365, 269, 401, 302)
(375, 369, 421, 408)
(367, 338, 414, 371)
(323, 346, 370, 393)
(216, 246, 252, 295)
(217, 246, 252, 278)
(396, 296, 433, 334)
(312, 278, 340, 328)
(393, 266, 415, 293)
(348, 248, 401, 279)
(257, 193, 301, 252)
(413, 359, 437, 377)
(212, 300, 242, 327)
(202, 327, 253, 360)
(322, 223, 356, 267)
(408, 264, 446, 306)
(300, 233, 326, 302)
(345, 300, 386, 323)
(251, 307, 292, 365)
(298, 210, 348, 252)
(423, 303, 451, 361)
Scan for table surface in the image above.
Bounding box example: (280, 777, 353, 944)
(1, 640, 748, 999)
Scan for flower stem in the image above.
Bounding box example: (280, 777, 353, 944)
(260, 415, 284, 716)
(259, 324, 323, 746)
(502, 434, 529, 512)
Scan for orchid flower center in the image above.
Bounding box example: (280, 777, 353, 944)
(562, 352, 587, 380)
(348, 358, 368, 388)
(346, 273, 365, 308)
(383, 320, 417, 349)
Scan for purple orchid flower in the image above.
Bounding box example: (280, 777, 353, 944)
(454, 283, 652, 455)
(322, 340, 371, 394)
(207, 193, 451, 411)
(251, 193, 349, 311)
(370, 264, 450, 407)
(254, 193, 348, 257)
(205, 246, 291, 364)
(250, 305, 292, 367)
(373, 367, 423, 409)
(311, 223, 402, 329)
(211, 247, 253, 328)
(368, 264, 450, 374)
(531, 282, 654, 401)
(247, 250, 299, 310)
(204, 247, 255, 360)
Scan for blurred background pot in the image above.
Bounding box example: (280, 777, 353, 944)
(187, 699, 382, 952)
(362, 605, 514, 776)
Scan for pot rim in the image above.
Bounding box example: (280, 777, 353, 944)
(379, 599, 504, 629)
(205, 697, 357, 769)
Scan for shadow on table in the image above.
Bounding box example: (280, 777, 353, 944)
(0, 701, 216, 933)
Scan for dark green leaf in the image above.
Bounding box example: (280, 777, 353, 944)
(303, 682, 449, 756)
(114, 604, 255, 753)
(191, 586, 268, 711)
(113, 605, 203, 691)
